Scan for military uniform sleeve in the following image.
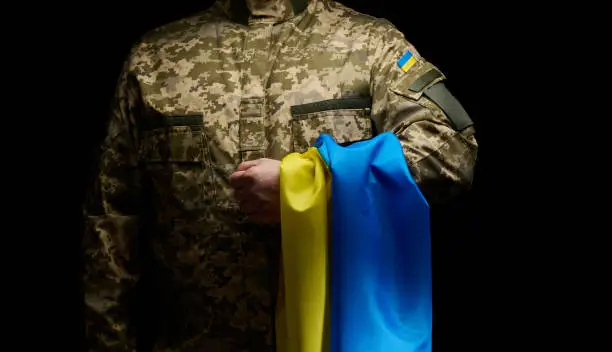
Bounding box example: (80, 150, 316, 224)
(369, 23, 478, 205)
(82, 56, 144, 351)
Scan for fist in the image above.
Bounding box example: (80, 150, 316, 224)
(229, 158, 282, 224)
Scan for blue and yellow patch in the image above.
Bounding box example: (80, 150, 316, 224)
(397, 50, 417, 72)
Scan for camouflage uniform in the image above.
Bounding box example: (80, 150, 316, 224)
(82, 0, 478, 351)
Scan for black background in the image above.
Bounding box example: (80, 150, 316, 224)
(6, 1, 570, 351)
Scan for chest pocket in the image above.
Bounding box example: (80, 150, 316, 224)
(138, 114, 215, 211)
(290, 97, 373, 153)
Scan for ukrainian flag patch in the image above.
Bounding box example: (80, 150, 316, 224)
(397, 50, 417, 72)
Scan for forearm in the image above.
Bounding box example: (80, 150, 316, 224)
(399, 121, 477, 205)
(385, 94, 477, 205)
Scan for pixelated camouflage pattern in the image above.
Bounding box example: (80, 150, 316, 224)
(83, 0, 477, 350)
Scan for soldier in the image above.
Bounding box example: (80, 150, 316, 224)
(82, 0, 478, 351)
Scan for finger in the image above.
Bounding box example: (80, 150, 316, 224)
(245, 206, 265, 222)
(229, 170, 252, 189)
(239, 199, 261, 214)
(233, 188, 248, 201)
(235, 159, 263, 172)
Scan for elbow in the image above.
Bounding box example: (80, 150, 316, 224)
(410, 129, 478, 206)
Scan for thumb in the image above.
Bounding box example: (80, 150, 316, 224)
(236, 159, 263, 172)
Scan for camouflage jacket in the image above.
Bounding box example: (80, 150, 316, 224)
(83, 0, 478, 351)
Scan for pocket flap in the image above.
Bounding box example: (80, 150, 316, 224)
(290, 97, 372, 118)
(290, 98, 373, 153)
(138, 114, 204, 163)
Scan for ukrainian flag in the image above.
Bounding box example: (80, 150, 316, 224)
(276, 132, 432, 352)
(398, 50, 418, 72)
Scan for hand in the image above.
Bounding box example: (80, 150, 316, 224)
(229, 158, 281, 224)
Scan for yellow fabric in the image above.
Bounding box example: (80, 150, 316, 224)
(276, 148, 330, 352)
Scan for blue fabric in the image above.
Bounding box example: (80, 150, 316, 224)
(315, 132, 432, 352)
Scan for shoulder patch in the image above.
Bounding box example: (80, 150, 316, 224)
(397, 50, 418, 73)
(409, 69, 444, 92)
(423, 83, 473, 131)
(389, 60, 445, 101)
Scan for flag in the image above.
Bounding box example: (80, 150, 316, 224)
(397, 49, 418, 72)
(277, 132, 431, 352)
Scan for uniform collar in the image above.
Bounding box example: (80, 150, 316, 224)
(219, 0, 313, 25)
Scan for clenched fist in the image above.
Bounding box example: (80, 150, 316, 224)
(229, 158, 281, 224)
